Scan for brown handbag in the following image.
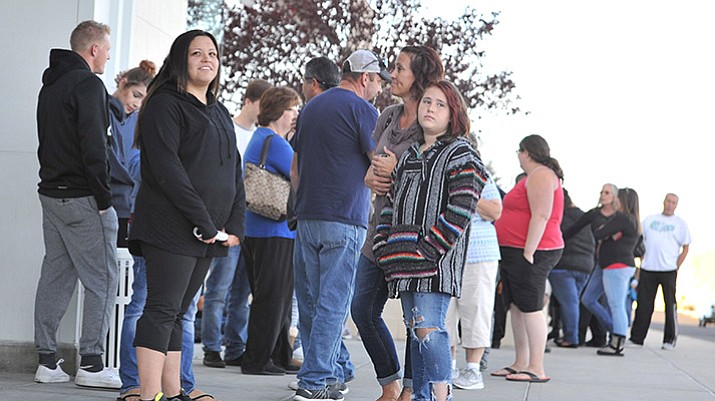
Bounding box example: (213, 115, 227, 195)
(244, 135, 291, 221)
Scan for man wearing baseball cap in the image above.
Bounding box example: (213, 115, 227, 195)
(290, 49, 390, 400)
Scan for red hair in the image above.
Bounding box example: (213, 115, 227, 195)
(425, 80, 470, 140)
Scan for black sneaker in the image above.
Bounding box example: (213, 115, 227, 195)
(224, 354, 243, 366)
(203, 351, 225, 368)
(284, 363, 301, 374)
(294, 387, 344, 400)
(241, 361, 285, 376)
(327, 382, 349, 395)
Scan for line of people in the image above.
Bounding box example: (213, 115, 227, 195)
(32, 21, 691, 401)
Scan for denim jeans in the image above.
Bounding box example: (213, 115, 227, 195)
(602, 267, 636, 336)
(294, 220, 364, 390)
(202, 245, 250, 358)
(581, 266, 613, 333)
(548, 269, 589, 344)
(351, 255, 405, 386)
(291, 292, 302, 352)
(119, 256, 198, 393)
(223, 249, 251, 360)
(400, 291, 452, 401)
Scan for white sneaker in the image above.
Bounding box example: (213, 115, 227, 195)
(75, 367, 121, 389)
(662, 342, 676, 350)
(34, 359, 70, 383)
(452, 366, 460, 379)
(288, 380, 299, 390)
(453, 368, 484, 390)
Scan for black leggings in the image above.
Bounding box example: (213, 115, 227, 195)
(134, 242, 212, 353)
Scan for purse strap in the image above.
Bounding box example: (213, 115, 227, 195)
(258, 134, 274, 169)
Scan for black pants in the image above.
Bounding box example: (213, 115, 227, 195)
(241, 236, 294, 371)
(492, 276, 507, 348)
(630, 269, 678, 344)
(579, 305, 607, 344)
(134, 242, 212, 353)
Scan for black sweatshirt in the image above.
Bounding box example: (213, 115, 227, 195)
(128, 83, 246, 258)
(593, 212, 639, 268)
(554, 207, 595, 273)
(36, 49, 111, 209)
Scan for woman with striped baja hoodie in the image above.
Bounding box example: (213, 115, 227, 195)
(373, 80, 486, 401)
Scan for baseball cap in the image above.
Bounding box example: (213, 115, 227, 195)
(342, 50, 392, 83)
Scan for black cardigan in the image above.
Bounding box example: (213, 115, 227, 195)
(129, 84, 245, 258)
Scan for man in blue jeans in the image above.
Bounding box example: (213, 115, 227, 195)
(201, 247, 251, 367)
(118, 256, 211, 400)
(290, 49, 389, 401)
(201, 80, 270, 368)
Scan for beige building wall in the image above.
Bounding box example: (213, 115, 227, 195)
(0, 0, 186, 373)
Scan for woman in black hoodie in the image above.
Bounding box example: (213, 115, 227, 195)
(129, 30, 245, 401)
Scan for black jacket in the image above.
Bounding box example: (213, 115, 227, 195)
(554, 207, 595, 273)
(37, 49, 111, 209)
(129, 83, 245, 258)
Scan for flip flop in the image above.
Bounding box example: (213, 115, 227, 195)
(188, 389, 219, 401)
(117, 388, 141, 401)
(490, 367, 517, 377)
(505, 371, 551, 383)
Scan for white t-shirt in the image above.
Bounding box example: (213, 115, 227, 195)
(234, 121, 256, 157)
(641, 214, 691, 272)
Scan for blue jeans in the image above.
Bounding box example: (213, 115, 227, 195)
(223, 250, 251, 360)
(548, 269, 589, 344)
(401, 292, 452, 401)
(294, 220, 364, 390)
(351, 255, 403, 386)
(581, 266, 613, 333)
(602, 267, 636, 336)
(119, 256, 198, 393)
(201, 246, 250, 358)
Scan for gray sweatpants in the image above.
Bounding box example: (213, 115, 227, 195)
(34, 195, 118, 357)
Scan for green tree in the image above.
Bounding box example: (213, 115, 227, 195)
(192, 0, 519, 115)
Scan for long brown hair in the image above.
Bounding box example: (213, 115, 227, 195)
(134, 30, 221, 148)
(519, 134, 564, 180)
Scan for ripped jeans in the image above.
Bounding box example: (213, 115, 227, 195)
(400, 291, 452, 401)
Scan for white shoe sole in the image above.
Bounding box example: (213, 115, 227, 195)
(453, 381, 485, 390)
(34, 375, 70, 383)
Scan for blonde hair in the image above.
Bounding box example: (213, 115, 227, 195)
(70, 20, 110, 52)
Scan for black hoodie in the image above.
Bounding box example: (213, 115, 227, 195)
(128, 83, 246, 258)
(36, 49, 111, 209)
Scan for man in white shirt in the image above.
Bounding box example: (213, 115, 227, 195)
(629, 193, 691, 350)
(233, 79, 273, 155)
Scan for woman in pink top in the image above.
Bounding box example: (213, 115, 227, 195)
(491, 134, 564, 383)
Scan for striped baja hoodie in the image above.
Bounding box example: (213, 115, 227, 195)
(373, 138, 486, 298)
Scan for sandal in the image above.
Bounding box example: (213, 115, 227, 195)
(117, 388, 141, 401)
(490, 367, 517, 377)
(188, 389, 219, 401)
(505, 371, 551, 383)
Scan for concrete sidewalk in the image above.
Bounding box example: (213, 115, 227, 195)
(3, 325, 715, 401)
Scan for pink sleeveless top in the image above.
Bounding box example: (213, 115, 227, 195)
(495, 174, 564, 250)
